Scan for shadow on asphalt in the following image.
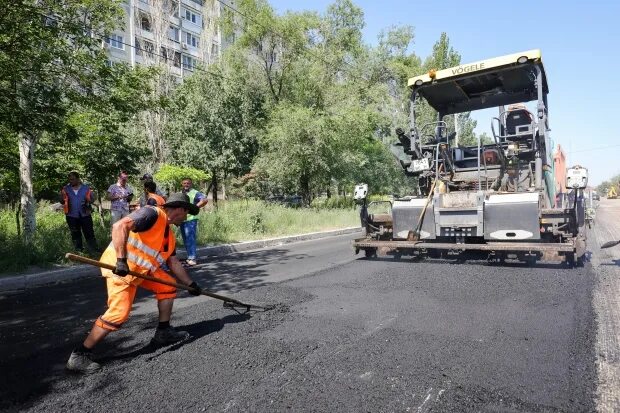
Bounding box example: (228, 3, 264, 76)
(189, 249, 311, 293)
(98, 313, 251, 364)
(0, 247, 296, 410)
(599, 258, 620, 267)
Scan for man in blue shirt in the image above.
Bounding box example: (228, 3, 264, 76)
(61, 171, 98, 252)
(180, 178, 209, 267)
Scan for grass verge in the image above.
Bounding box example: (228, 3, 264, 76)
(0, 200, 358, 275)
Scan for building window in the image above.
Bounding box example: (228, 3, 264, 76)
(105, 34, 124, 50)
(182, 55, 197, 70)
(211, 42, 219, 56)
(173, 51, 181, 68)
(136, 37, 154, 58)
(182, 8, 201, 26)
(140, 14, 151, 31)
(169, 26, 180, 42)
(183, 31, 199, 48)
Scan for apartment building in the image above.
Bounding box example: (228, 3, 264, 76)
(104, 0, 237, 80)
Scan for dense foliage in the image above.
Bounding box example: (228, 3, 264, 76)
(1, 0, 484, 237)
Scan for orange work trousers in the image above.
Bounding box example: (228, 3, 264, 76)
(95, 269, 177, 331)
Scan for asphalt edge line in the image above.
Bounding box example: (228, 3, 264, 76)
(0, 227, 361, 294)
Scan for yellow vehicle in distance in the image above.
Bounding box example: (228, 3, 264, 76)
(607, 185, 618, 199)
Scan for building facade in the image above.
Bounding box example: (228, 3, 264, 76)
(104, 0, 236, 80)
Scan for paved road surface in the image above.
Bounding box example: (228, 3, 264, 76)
(1, 201, 619, 412)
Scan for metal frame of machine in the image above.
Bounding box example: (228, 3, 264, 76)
(353, 50, 587, 265)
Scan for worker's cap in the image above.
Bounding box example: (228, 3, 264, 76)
(163, 193, 199, 215)
(140, 173, 153, 181)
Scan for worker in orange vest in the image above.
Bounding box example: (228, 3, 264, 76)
(138, 173, 166, 207)
(66, 193, 203, 373)
(144, 181, 165, 207)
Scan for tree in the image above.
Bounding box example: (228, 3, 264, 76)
(0, 127, 19, 204)
(254, 90, 399, 204)
(0, 0, 125, 240)
(131, 0, 181, 168)
(166, 56, 265, 205)
(67, 63, 156, 196)
(408, 32, 483, 147)
(423, 32, 461, 72)
(223, 0, 318, 104)
(225, 1, 420, 200)
(29, 62, 156, 204)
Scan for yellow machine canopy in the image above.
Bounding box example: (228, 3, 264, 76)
(408, 49, 548, 115)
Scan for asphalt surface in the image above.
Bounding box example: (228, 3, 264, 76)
(0, 210, 613, 412)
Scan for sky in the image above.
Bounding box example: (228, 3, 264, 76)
(268, 0, 620, 185)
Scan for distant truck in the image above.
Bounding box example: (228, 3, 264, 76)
(353, 50, 588, 266)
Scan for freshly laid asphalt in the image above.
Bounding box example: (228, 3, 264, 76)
(1, 209, 615, 411)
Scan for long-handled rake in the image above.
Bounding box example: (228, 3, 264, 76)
(66, 253, 274, 312)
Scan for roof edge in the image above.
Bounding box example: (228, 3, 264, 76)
(407, 49, 542, 88)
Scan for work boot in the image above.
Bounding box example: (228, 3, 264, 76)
(153, 326, 190, 345)
(66, 350, 101, 373)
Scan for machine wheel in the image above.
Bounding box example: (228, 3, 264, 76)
(564, 253, 583, 268)
(364, 248, 377, 258)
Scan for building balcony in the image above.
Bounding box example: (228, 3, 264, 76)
(181, 19, 201, 35)
(181, 0, 204, 10)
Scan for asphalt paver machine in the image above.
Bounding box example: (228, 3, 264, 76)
(353, 50, 588, 265)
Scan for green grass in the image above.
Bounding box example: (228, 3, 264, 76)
(0, 200, 359, 274)
(0, 202, 112, 274)
(196, 199, 359, 244)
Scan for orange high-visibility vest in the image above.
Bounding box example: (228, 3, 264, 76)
(147, 192, 165, 207)
(100, 206, 175, 284)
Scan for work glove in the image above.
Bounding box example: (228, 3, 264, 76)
(188, 281, 202, 296)
(113, 258, 129, 277)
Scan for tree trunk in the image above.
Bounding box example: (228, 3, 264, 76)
(15, 202, 21, 237)
(212, 171, 218, 207)
(18, 131, 36, 242)
(96, 193, 105, 228)
(300, 174, 310, 206)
